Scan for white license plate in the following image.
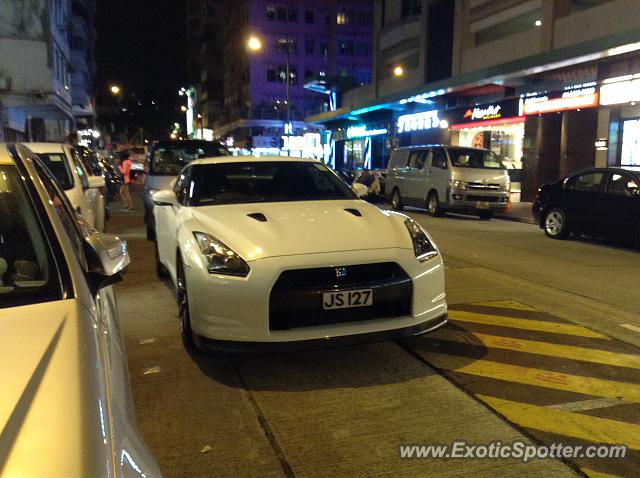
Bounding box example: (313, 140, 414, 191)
(322, 289, 373, 310)
(476, 201, 490, 209)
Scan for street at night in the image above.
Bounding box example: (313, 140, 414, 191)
(110, 190, 640, 478)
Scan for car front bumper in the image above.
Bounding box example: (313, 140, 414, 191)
(447, 189, 510, 211)
(185, 248, 447, 345)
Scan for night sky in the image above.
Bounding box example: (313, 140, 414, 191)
(95, 0, 188, 140)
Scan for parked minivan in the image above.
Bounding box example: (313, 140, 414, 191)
(386, 145, 510, 219)
(143, 139, 229, 240)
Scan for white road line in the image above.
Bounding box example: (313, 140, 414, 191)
(620, 324, 640, 334)
(139, 338, 156, 344)
(546, 397, 627, 412)
(143, 365, 161, 375)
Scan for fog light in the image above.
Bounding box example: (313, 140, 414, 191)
(452, 194, 463, 200)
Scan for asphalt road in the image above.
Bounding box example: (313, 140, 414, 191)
(110, 191, 640, 478)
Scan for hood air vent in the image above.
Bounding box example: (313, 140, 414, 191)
(247, 212, 267, 222)
(343, 208, 362, 217)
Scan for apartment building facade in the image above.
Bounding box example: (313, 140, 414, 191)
(309, 0, 640, 201)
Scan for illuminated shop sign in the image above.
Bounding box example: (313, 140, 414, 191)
(346, 125, 388, 139)
(450, 98, 521, 127)
(397, 111, 447, 133)
(520, 83, 599, 115)
(599, 75, 640, 105)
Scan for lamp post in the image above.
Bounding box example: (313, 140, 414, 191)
(247, 34, 292, 156)
(179, 86, 197, 138)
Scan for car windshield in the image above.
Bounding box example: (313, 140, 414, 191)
(190, 161, 355, 206)
(0, 165, 62, 309)
(150, 142, 230, 175)
(37, 153, 74, 189)
(448, 148, 506, 169)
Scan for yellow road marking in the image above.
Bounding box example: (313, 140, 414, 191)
(467, 300, 539, 312)
(449, 310, 611, 339)
(477, 394, 640, 451)
(432, 329, 640, 369)
(580, 467, 625, 478)
(425, 352, 640, 402)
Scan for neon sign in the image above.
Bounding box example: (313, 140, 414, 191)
(397, 111, 445, 133)
(346, 125, 388, 139)
(520, 86, 598, 115)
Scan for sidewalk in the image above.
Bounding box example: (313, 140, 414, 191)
(494, 201, 536, 224)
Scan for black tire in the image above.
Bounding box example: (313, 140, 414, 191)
(155, 243, 167, 279)
(426, 191, 442, 217)
(176, 256, 196, 350)
(478, 211, 494, 220)
(543, 207, 570, 239)
(146, 221, 156, 241)
(391, 188, 404, 211)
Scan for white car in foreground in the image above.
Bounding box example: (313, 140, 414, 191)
(153, 157, 447, 352)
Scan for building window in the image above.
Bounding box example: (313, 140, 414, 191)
(277, 66, 297, 85)
(304, 69, 314, 80)
(266, 6, 276, 20)
(277, 38, 297, 53)
(320, 42, 328, 56)
(288, 7, 297, 22)
(337, 12, 347, 25)
(305, 39, 314, 54)
(305, 9, 314, 24)
(401, 0, 422, 17)
(355, 10, 372, 26)
(339, 41, 353, 56)
(277, 7, 286, 21)
(355, 42, 370, 57)
(267, 68, 276, 82)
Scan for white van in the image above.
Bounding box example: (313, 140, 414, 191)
(385, 145, 510, 219)
(25, 143, 107, 231)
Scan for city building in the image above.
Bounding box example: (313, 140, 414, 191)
(191, 0, 373, 157)
(308, 0, 640, 202)
(0, 0, 74, 142)
(69, 0, 97, 135)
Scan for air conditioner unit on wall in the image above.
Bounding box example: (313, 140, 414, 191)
(0, 77, 12, 91)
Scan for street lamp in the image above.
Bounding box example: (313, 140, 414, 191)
(110, 85, 121, 95)
(393, 65, 404, 77)
(247, 34, 292, 156)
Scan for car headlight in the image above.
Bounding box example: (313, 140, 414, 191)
(450, 179, 468, 190)
(404, 218, 438, 262)
(193, 232, 250, 277)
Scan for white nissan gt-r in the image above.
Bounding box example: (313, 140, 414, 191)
(153, 156, 447, 352)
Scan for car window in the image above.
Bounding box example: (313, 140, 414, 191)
(408, 151, 427, 170)
(391, 151, 409, 169)
(149, 142, 230, 175)
(606, 173, 639, 197)
(75, 148, 101, 176)
(0, 164, 63, 308)
(567, 172, 604, 193)
(431, 148, 448, 169)
(73, 153, 90, 190)
(448, 148, 504, 169)
(190, 162, 354, 206)
(33, 160, 86, 259)
(174, 167, 191, 205)
(36, 153, 74, 190)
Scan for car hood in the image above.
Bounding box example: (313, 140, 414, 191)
(189, 200, 411, 260)
(0, 300, 113, 477)
(451, 168, 509, 184)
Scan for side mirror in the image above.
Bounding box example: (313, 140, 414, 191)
(352, 182, 368, 199)
(88, 175, 106, 189)
(152, 189, 178, 206)
(84, 233, 130, 293)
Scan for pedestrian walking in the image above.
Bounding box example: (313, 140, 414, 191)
(118, 151, 134, 211)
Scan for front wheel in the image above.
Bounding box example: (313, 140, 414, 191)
(427, 192, 442, 217)
(391, 189, 403, 211)
(155, 243, 167, 279)
(543, 208, 570, 239)
(177, 257, 196, 350)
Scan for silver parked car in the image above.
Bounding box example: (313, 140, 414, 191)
(386, 145, 510, 219)
(143, 140, 229, 240)
(0, 144, 161, 477)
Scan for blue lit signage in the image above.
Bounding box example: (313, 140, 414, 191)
(346, 125, 388, 139)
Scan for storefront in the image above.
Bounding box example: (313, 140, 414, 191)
(333, 123, 390, 170)
(598, 73, 640, 167)
(448, 99, 525, 200)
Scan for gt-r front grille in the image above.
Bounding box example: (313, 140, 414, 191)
(269, 263, 413, 331)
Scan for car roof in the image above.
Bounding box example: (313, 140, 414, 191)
(394, 144, 490, 152)
(569, 166, 640, 177)
(22, 142, 67, 153)
(152, 139, 224, 148)
(189, 155, 321, 166)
